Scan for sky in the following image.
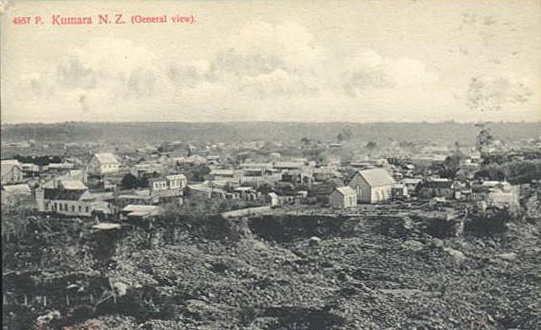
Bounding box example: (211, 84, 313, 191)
(1, 0, 540, 123)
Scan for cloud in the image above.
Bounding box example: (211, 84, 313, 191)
(343, 50, 439, 97)
(11, 21, 536, 124)
(227, 21, 325, 68)
(163, 22, 326, 101)
(466, 74, 534, 112)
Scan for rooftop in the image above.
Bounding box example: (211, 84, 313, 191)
(357, 168, 396, 187)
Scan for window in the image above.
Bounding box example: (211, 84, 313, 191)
(86, 206, 89, 213)
(72, 205, 75, 212)
(78, 206, 82, 212)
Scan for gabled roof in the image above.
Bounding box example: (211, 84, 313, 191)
(166, 174, 187, 180)
(1, 160, 22, 176)
(44, 189, 93, 201)
(210, 169, 236, 176)
(59, 180, 88, 190)
(1, 159, 22, 167)
(93, 153, 119, 165)
(42, 178, 88, 190)
(182, 155, 207, 164)
(355, 168, 396, 187)
(333, 186, 356, 196)
(2, 184, 31, 195)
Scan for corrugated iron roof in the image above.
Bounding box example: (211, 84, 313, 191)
(94, 153, 119, 165)
(357, 168, 396, 187)
(334, 186, 356, 196)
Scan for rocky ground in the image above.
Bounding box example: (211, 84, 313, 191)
(3, 195, 541, 330)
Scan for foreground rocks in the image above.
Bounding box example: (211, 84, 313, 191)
(3, 210, 540, 330)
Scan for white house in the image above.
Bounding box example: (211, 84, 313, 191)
(348, 168, 396, 203)
(149, 174, 187, 198)
(329, 186, 357, 208)
(1, 160, 24, 185)
(36, 178, 114, 217)
(87, 153, 120, 175)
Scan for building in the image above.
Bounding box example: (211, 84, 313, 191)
(87, 153, 120, 176)
(1, 160, 24, 185)
(36, 179, 114, 217)
(188, 183, 228, 199)
(208, 169, 242, 182)
(267, 192, 279, 207)
(392, 183, 409, 200)
(149, 174, 187, 200)
(313, 167, 341, 182)
(348, 168, 396, 203)
(329, 186, 357, 208)
(417, 179, 455, 199)
(2, 183, 32, 211)
(486, 190, 520, 211)
(402, 178, 422, 195)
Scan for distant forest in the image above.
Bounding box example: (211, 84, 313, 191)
(2, 122, 540, 146)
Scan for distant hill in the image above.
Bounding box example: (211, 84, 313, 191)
(2, 122, 540, 146)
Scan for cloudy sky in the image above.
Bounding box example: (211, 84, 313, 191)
(2, 0, 540, 123)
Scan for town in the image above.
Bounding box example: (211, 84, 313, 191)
(2, 121, 540, 329)
(1, 123, 537, 221)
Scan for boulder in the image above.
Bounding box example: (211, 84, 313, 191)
(430, 238, 445, 249)
(308, 236, 322, 247)
(444, 247, 466, 265)
(496, 252, 517, 261)
(403, 240, 425, 252)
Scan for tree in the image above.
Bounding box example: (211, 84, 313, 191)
(475, 123, 494, 155)
(121, 173, 138, 190)
(440, 154, 461, 179)
(337, 128, 353, 143)
(366, 141, 377, 151)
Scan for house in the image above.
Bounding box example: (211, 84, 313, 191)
(486, 190, 520, 210)
(149, 174, 187, 200)
(208, 169, 242, 182)
(131, 162, 165, 178)
(21, 163, 41, 176)
(281, 169, 313, 185)
(179, 155, 207, 165)
(2, 184, 32, 211)
(348, 168, 396, 203)
(273, 161, 308, 171)
(417, 179, 455, 199)
(1, 160, 24, 185)
(239, 163, 274, 170)
(87, 153, 120, 175)
(267, 192, 279, 207)
(392, 183, 409, 200)
(313, 167, 341, 182)
(36, 179, 114, 217)
(188, 183, 227, 199)
(329, 186, 357, 208)
(402, 178, 422, 195)
(2, 183, 31, 197)
(115, 190, 153, 208)
(409, 154, 447, 167)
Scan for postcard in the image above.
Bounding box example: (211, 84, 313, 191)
(1, 1, 540, 329)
